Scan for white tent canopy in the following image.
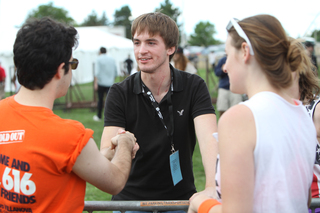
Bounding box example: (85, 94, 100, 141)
(0, 26, 135, 92)
(0, 27, 18, 92)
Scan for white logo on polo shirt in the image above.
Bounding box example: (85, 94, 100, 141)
(177, 109, 184, 116)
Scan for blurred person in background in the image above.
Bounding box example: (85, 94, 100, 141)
(125, 54, 134, 75)
(214, 56, 243, 117)
(0, 59, 6, 99)
(172, 46, 197, 74)
(93, 47, 118, 122)
(208, 50, 216, 72)
(305, 41, 318, 73)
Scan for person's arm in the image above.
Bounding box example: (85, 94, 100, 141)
(219, 104, 255, 212)
(308, 187, 312, 207)
(188, 194, 222, 213)
(313, 102, 320, 144)
(94, 59, 99, 91)
(94, 76, 98, 91)
(100, 126, 139, 161)
(100, 126, 125, 160)
(214, 58, 227, 77)
(190, 114, 218, 199)
(72, 132, 136, 195)
(189, 104, 255, 213)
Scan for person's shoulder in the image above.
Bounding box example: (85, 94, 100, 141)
(112, 74, 136, 91)
(173, 67, 197, 76)
(53, 115, 86, 131)
(51, 116, 93, 138)
(221, 104, 252, 122)
(184, 71, 205, 82)
(219, 104, 254, 137)
(181, 73, 205, 88)
(0, 96, 11, 108)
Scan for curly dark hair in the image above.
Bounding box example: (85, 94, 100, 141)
(13, 17, 78, 90)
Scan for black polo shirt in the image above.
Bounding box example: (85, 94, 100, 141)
(104, 65, 215, 200)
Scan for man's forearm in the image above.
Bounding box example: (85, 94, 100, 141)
(111, 136, 134, 179)
(202, 144, 218, 188)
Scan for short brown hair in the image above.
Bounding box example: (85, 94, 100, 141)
(131, 12, 179, 61)
(227, 14, 315, 91)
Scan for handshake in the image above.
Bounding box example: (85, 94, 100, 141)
(111, 129, 139, 159)
(101, 129, 139, 161)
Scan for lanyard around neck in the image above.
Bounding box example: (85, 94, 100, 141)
(141, 71, 175, 153)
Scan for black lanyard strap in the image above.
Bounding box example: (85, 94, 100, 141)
(141, 71, 175, 153)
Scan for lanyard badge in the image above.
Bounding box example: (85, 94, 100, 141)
(141, 71, 183, 185)
(170, 150, 183, 186)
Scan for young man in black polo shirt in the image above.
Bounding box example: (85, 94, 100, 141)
(100, 12, 218, 208)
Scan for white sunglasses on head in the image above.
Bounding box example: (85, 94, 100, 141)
(226, 18, 255, 55)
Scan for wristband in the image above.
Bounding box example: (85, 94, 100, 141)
(198, 199, 221, 213)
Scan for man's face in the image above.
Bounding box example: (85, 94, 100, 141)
(133, 31, 175, 74)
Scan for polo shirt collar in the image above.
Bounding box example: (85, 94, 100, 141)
(133, 64, 183, 94)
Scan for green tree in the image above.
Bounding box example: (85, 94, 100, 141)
(113, 5, 132, 39)
(155, 0, 182, 44)
(100, 11, 109, 26)
(81, 10, 109, 26)
(26, 2, 76, 25)
(155, 0, 180, 22)
(188, 21, 219, 46)
(311, 29, 320, 42)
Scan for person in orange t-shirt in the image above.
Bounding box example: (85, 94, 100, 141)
(0, 17, 139, 213)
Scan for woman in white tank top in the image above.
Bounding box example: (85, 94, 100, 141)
(188, 15, 318, 213)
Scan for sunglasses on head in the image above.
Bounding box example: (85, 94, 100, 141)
(69, 58, 79, 70)
(226, 18, 255, 55)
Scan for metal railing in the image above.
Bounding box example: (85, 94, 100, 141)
(83, 200, 189, 213)
(310, 198, 320, 213)
(83, 199, 320, 213)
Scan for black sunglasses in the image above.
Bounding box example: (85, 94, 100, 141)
(69, 58, 79, 70)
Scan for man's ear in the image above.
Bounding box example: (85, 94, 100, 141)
(55, 63, 66, 79)
(167, 46, 176, 56)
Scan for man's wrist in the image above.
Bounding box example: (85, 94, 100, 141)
(117, 135, 134, 150)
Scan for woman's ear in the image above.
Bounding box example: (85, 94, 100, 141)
(241, 42, 251, 63)
(55, 63, 66, 79)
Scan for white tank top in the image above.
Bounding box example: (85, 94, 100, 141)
(215, 92, 317, 212)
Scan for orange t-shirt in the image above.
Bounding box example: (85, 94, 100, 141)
(0, 96, 94, 213)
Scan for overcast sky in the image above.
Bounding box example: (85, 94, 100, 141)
(0, 0, 319, 41)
